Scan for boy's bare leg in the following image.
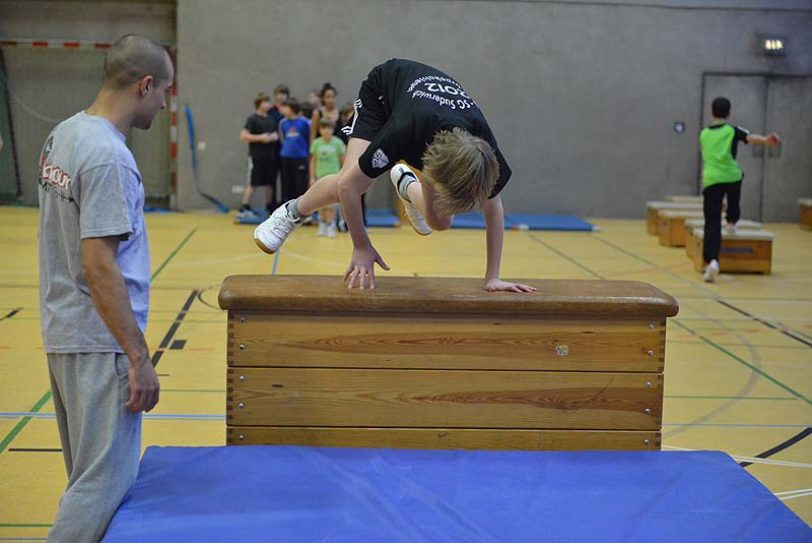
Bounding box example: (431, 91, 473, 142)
(405, 178, 453, 231)
(241, 185, 255, 207)
(296, 138, 371, 216)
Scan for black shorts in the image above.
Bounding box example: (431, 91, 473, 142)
(249, 156, 278, 187)
(341, 64, 389, 142)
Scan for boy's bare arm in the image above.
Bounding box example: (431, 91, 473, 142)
(746, 132, 780, 145)
(239, 129, 271, 143)
(337, 164, 389, 289)
(482, 195, 536, 293)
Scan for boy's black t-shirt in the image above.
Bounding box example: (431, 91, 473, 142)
(244, 112, 281, 160)
(358, 59, 511, 198)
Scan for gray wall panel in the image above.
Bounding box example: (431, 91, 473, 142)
(176, 0, 812, 217)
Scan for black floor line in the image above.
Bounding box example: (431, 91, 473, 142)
(0, 307, 21, 321)
(151, 290, 198, 367)
(739, 427, 812, 468)
(8, 447, 62, 453)
(717, 300, 812, 349)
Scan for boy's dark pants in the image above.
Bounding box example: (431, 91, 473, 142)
(281, 158, 309, 202)
(702, 180, 742, 263)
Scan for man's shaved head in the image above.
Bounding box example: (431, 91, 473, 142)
(103, 34, 171, 90)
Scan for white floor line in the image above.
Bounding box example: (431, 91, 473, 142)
(662, 445, 812, 469)
(779, 492, 812, 501)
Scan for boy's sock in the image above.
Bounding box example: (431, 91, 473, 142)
(285, 198, 305, 221)
(394, 169, 418, 202)
(239, 204, 251, 212)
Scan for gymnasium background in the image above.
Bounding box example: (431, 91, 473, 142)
(1, 0, 810, 217)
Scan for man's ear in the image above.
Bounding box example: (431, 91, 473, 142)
(139, 75, 155, 97)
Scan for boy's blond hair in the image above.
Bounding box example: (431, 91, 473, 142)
(421, 128, 499, 216)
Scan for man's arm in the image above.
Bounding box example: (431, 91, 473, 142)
(81, 236, 159, 413)
(482, 195, 536, 293)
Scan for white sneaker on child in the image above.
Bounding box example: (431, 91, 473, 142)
(253, 200, 303, 254)
(317, 222, 327, 237)
(389, 164, 432, 236)
(327, 224, 337, 239)
(703, 259, 720, 283)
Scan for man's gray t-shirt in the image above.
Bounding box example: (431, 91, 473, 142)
(38, 111, 150, 353)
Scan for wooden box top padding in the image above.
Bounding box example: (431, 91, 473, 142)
(218, 275, 679, 318)
(691, 228, 774, 241)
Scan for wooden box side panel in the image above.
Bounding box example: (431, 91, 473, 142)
(228, 314, 666, 373)
(226, 427, 661, 451)
(227, 368, 663, 430)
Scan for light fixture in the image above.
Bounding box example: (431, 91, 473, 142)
(761, 36, 786, 55)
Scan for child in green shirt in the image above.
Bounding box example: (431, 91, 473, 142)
(310, 119, 346, 238)
(699, 97, 780, 283)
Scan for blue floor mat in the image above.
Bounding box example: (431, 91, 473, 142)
(365, 208, 400, 227)
(451, 213, 595, 231)
(234, 209, 400, 227)
(104, 446, 811, 543)
(507, 213, 595, 231)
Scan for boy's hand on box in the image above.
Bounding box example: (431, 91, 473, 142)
(484, 278, 536, 293)
(344, 245, 390, 290)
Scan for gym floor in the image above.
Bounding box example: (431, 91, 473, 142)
(0, 207, 809, 540)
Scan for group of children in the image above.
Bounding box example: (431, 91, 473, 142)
(240, 60, 781, 287)
(237, 82, 355, 238)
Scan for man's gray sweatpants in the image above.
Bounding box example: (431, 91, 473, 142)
(46, 352, 141, 543)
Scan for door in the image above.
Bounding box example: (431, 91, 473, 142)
(763, 77, 812, 222)
(702, 75, 767, 221)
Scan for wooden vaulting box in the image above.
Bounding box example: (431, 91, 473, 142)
(687, 229, 774, 274)
(219, 276, 679, 451)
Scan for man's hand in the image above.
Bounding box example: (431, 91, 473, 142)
(126, 356, 160, 413)
(485, 278, 537, 293)
(766, 133, 781, 146)
(344, 245, 390, 290)
(260, 132, 274, 144)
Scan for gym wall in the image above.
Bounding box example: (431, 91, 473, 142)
(176, 0, 811, 218)
(1, 1, 810, 218)
(0, 0, 175, 206)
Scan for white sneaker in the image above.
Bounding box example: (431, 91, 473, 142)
(390, 164, 432, 236)
(703, 259, 720, 283)
(317, 222, 327, 237)
(253, 201, 302, 254)
(725, 222, 737, 235)
(327, 224, 337, 239)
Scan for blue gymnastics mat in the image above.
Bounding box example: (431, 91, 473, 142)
(451, 212, 595, 231)
(103, 446, 810, 543)
(233, 208, 400, 227)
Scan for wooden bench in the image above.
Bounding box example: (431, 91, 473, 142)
(684, 219, 762, 260)
(800, 198, 812, 229)
(646, 202, 703, 236)
(687, 229, 773, 274)
(657, 210, 705, 247)
(219, 275, 679, 452)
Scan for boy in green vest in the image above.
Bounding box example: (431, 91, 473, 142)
(699, 97, 780, 282)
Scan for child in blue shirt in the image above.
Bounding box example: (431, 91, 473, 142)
(279, 97, 311, 201)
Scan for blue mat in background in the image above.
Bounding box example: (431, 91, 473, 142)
(365, 208, 400, 227)
(233, 208, 401, 227)
(507, 213, 595, 231)
(231, 209, 594, 231)
(104, 446, 810, 543)
(451, 212, 595, 231)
